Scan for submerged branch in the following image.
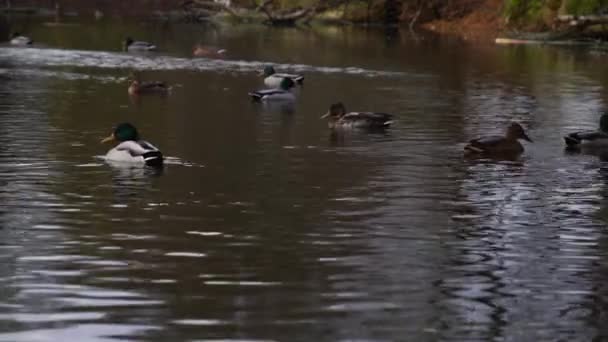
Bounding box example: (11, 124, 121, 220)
(257, 0, 326, 26)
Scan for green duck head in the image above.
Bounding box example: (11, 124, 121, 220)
(123, 37, 133, 50)
(506, 122, 532, 142)
(262, 65, 276, 77)
(101, 123, 140, 143)
(600, 113, 608, 132)
(279, 77, 295, 91)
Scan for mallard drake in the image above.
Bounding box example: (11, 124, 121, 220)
(260, 65, 304, 88)
(10, 32, 33, 46)
(123, 37, 156, 52)
(564, 113, 608, 148)
(101, 123, 163, 167)
(248, 77, 296, 102)
(193, 44, 227, 58)
(321, 102, 393, 129)
(464, 122, 532, 155)
(127, 73, 170, 96)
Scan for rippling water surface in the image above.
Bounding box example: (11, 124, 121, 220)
(2, 18, 608, 341)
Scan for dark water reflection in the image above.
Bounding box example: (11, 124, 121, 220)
(1, 18, 608, 341)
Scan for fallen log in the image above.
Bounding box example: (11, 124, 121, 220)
(256, 0, 273, 12)
(261, 6, 316, 25)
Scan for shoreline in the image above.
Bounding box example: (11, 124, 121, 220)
(9, 1, 606, 46)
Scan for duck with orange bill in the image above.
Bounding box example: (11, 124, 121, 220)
(101, 123, 163, 167)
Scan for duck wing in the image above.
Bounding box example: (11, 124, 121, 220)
(114, 141, 148, 156)
(248, 89, 288, 102)
(131, 41, 156, 50)
(113, 141, 163, 166)
(564, 130, 608, 146)
(138, 141, 163, 166)
(341, 112, 393, 126)
(140, 81, 168, 90)
(465, 136, 505, 153)
(274, 73, 304, 84)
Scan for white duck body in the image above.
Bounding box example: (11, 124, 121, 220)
(10, 36, 33, 46)
(128, 41, 156, 51)
(249, 88, 295, 102)
(124, 38, 156, 52)
(264, 73, 304, 88)
(248, 77, 296, 103)
(105, 140, 163, 166)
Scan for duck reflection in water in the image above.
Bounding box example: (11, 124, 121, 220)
(107, 160, 163, 202)
(261, 101, 295, 115)
(328, 128, 391, 147)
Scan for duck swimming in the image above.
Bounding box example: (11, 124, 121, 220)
(248, 77, 296, 102)
(101, 123, 163, 167)
(123, 37, 156, 52)
(564, 113, 608, 149)
(321, 102, 393, 129)
(10, 32, 33, 46)
(193, 44, 227, 58)
(464, 122, 532, 156)
(260, 65, 304, 88)
(128, 73, 170, 96)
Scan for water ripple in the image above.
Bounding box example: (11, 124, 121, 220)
(0, 47, 411, 77)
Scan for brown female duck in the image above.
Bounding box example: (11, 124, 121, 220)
(127, 73, 170, 96)
(193, 44, 227, 58)
(464, 122, 532, 155)
(321, 102, 393, 130)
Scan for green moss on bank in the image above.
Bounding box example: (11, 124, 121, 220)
(564, 0, 608, 15)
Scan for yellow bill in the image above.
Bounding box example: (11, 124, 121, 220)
(101, 133, 115, 143)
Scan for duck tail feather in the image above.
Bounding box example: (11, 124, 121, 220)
(248, 92, 262, 102)
(464, 144, 484, 153)
(564, 135, 581, 147)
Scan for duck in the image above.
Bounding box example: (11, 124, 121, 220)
(127, 73, 170, 96)
(564, 113, 608, 148)
(193, 44, 227, 58)
(123, 37, 156, 52)
(101, 123, 163, 167)
(464, 122, 532, 156)
(10, 32, 33, 46)
(321, 102, 393, 129)
(260, 65, 304, 88)
(248, 77, 296, 102)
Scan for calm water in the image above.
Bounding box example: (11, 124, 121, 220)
(1, 18, 608, 341)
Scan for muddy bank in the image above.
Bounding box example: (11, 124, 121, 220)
(417, 0, 503, 42)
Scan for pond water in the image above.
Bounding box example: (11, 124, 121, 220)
(1, 17, 608, 341)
